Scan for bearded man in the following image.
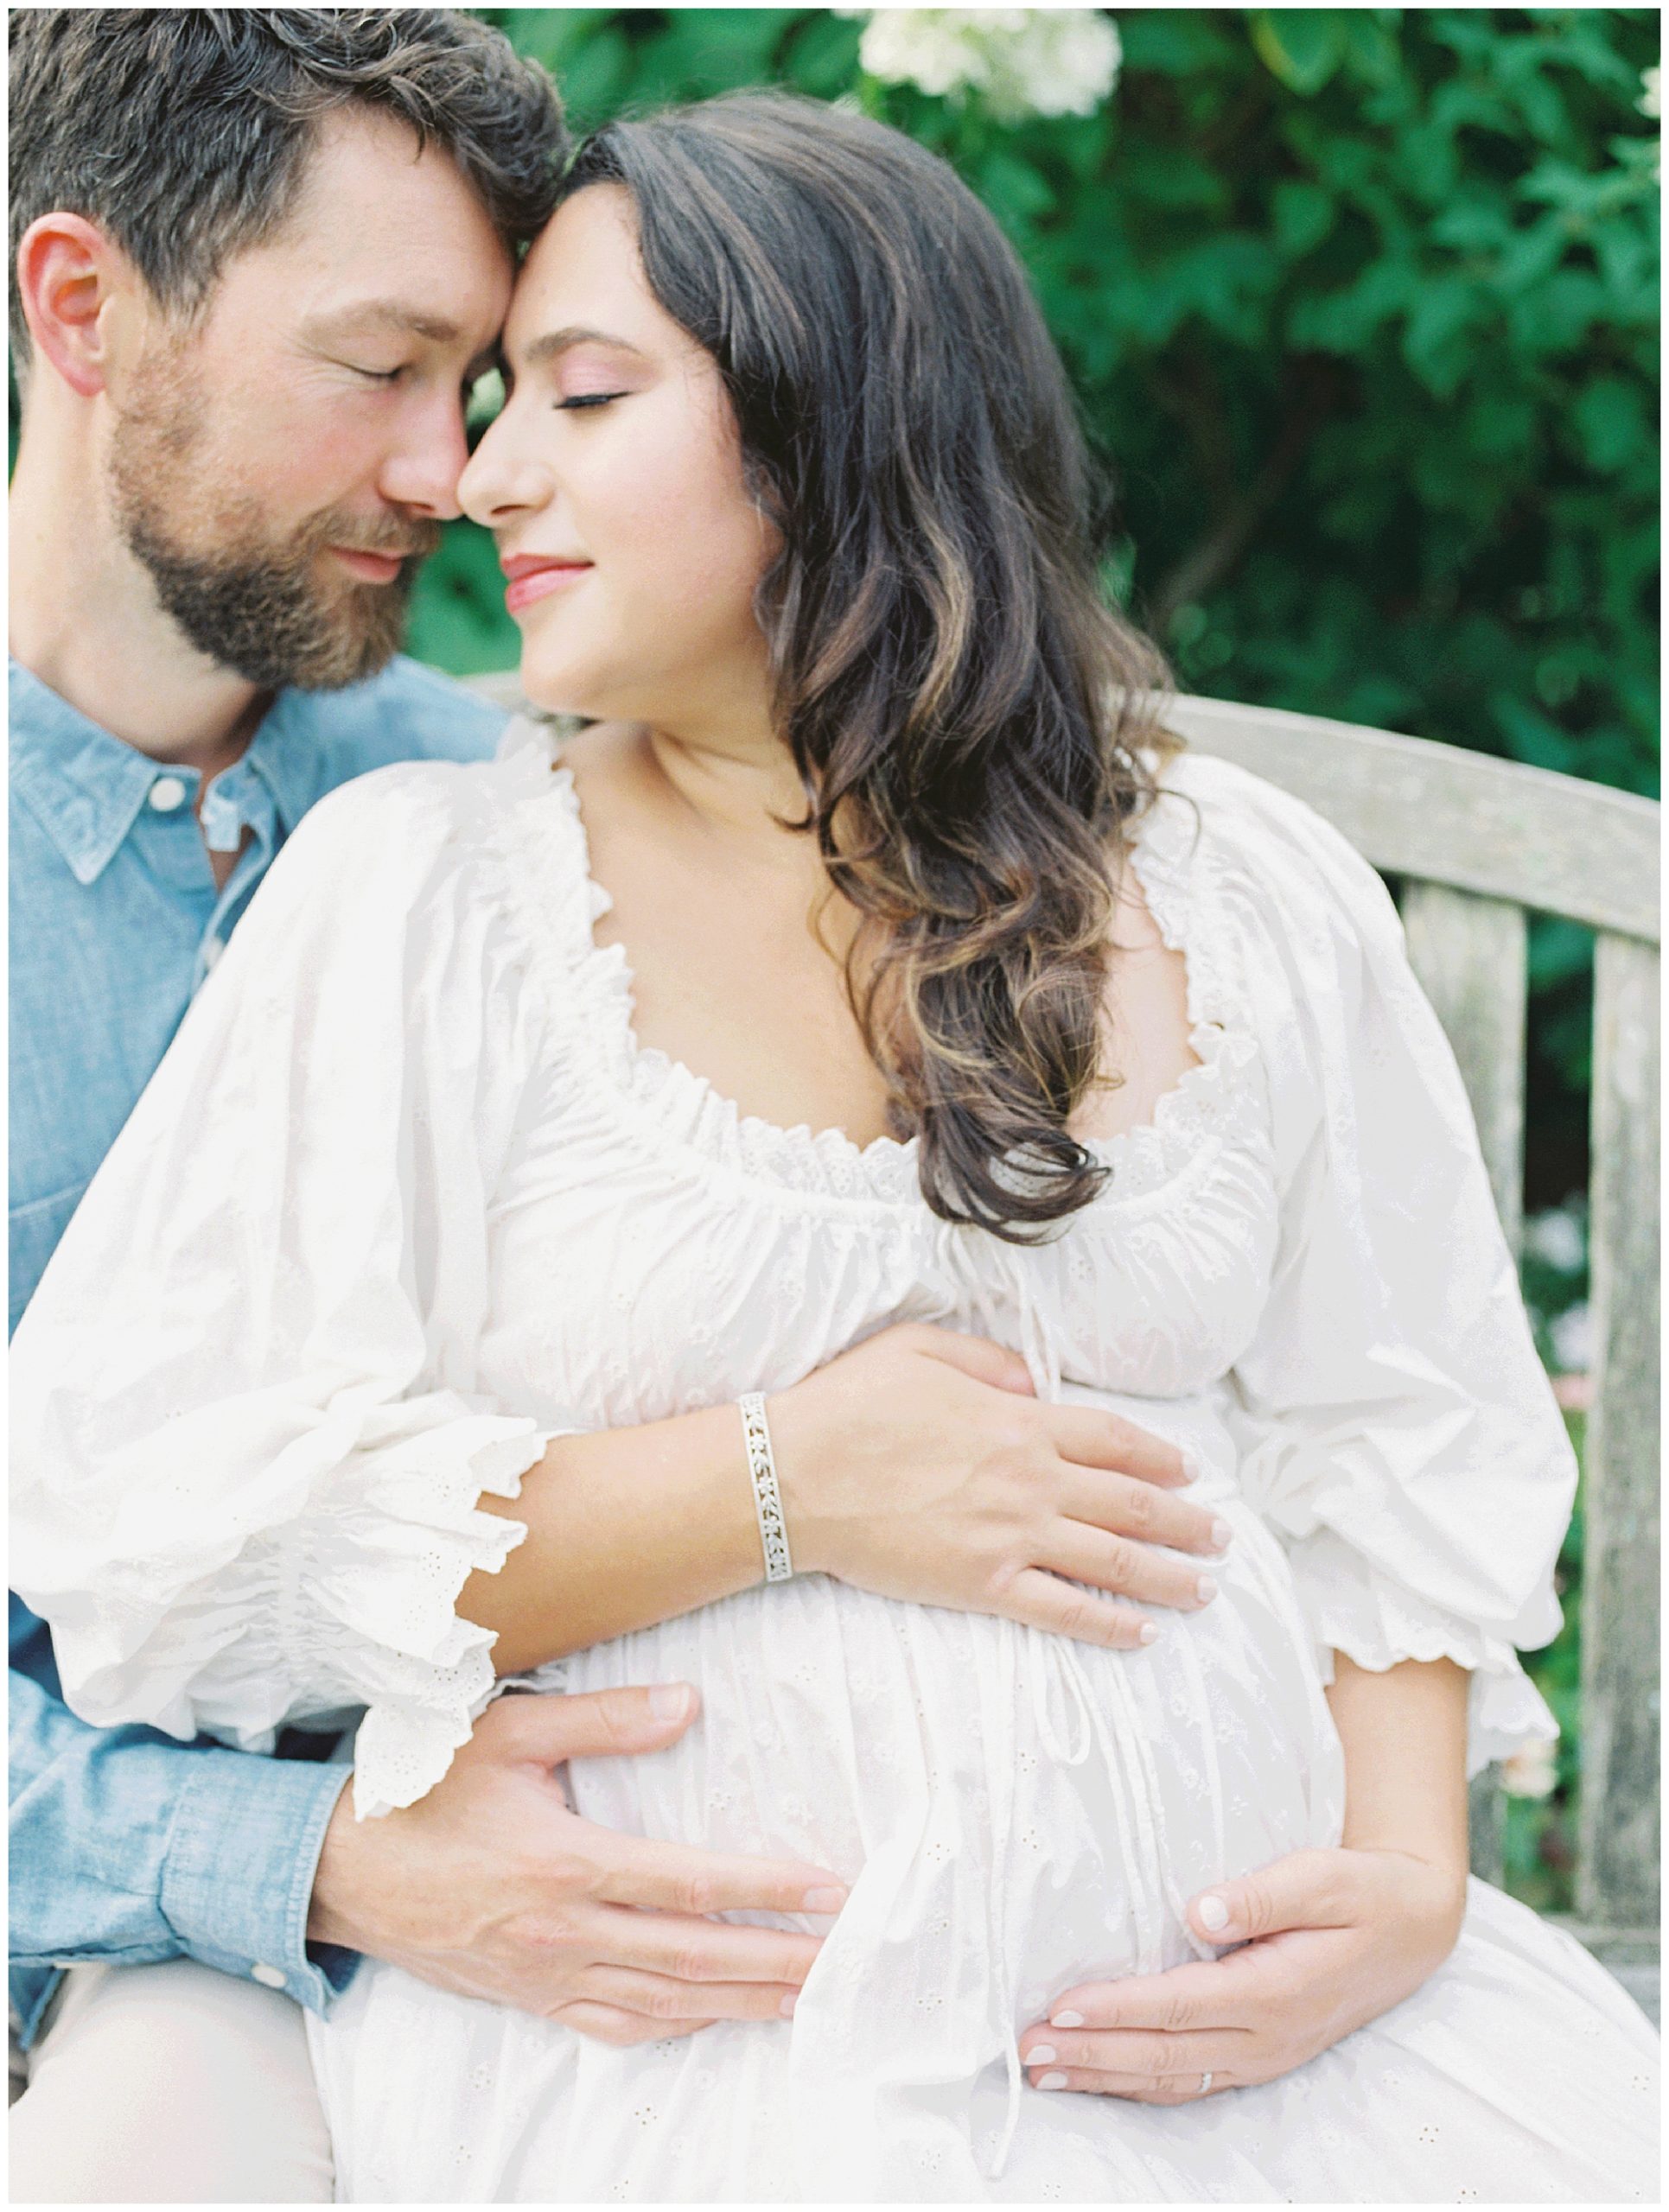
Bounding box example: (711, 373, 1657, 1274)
(7, 14, 841, 2198)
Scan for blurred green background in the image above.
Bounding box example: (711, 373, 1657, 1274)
(406, 9, 1658, 1912)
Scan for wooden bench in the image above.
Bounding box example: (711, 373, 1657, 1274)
(470, 674, 1661, 2022)
(1155, 693, 1660, 2026)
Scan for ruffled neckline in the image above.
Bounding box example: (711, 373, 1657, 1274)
(512, 723, 1260, 1212)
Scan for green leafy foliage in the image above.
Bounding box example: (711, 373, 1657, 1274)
(415, 6, 1657, 1212)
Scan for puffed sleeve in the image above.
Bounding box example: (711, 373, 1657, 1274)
(1177, 752, 1575, 1777)
(10, 762, 556, 1819)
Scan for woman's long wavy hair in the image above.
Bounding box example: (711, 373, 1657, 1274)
(562, 93, 1182, 1240)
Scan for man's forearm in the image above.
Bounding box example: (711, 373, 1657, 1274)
(1323, 1650, 1470, 1878)
(460, 1405, 765, 1674)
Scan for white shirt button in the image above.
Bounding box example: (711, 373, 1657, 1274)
(149, 775, 188, 813)
(250, 1961, 286, 1990)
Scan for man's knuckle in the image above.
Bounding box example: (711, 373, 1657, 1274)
(1161, 1992, 1197, 2035)
(1052, 1592, 1093, 1638)
(673, 1870, 715, 1916)
(1119, 1482, 1154, 1535)
(540, 1907, 588, 1951)
(1099, 1414, 1134, 1457)
(1102, 1535, 1137, 1584)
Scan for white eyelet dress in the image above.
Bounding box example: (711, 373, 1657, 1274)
(11, 721, 1658, 2203)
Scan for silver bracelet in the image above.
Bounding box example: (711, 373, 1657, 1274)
(738, 1392, 794, 1583)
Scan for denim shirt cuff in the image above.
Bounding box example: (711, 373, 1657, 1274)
(158, 1748, 359, 2014)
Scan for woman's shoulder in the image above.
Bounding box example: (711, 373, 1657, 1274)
(294, 712, 554, 840)
(1142, 741, 1403, 957)
(204, 718, 595, 1032)
(265, 712, 573, 906)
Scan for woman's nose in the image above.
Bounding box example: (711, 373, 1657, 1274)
(457, 406, 551, 531)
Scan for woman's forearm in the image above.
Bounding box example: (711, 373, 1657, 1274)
(460, 1408, 766, 1674)
(455, 1326, 1226, 1678)
(1323, 1651, 1470, 1881)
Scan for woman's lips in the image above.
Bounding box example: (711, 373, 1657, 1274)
(330, 547, 406, 585)
(504, 561, 592, 614)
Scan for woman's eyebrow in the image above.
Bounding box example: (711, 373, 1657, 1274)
(520, 324, 650, 368)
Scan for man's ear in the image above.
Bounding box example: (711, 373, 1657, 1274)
(14, 212, 135, 399)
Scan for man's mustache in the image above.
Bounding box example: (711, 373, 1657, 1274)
(315, 516, 443, 566)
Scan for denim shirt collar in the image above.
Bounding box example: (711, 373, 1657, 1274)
(10, 661, 323, 885)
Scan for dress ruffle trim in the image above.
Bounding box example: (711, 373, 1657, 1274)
(498, 755, 1266, 1214)
(1295, 1563, 1562, 1779)
(61, 1402, 546, 1823)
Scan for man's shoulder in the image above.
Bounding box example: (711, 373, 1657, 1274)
(296, 656, 509, 791)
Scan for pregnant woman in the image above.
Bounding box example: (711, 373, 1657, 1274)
(13, 94, 1657, 2203)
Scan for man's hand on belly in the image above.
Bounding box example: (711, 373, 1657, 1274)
(308, 1686, 849, 2044)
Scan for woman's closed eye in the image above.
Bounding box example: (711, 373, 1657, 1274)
(557, 391, 628, 411)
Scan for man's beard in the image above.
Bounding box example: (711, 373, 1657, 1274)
(107, 353, 440, 692)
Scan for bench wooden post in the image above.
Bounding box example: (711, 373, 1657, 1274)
(1576, 934, 1661, 1937)
(1399, 882, 1528, 1887)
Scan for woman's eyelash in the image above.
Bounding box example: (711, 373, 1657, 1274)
(346, 364, 403, 383)
(557, 392, 626, 411)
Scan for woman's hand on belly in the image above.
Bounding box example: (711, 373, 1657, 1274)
(1017, 1843, 1468, 2102)
(769, 1323, 1233, 1648)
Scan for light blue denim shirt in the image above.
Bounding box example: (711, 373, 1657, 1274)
(9, 654, 506, 2044)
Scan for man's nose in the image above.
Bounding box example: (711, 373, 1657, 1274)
(378, 391, 472, 522)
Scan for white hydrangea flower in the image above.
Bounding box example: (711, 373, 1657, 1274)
(1551, 1301, 1594, 1376)
(849, 9, 1121, 124)
(1500, 1738, 1559, 1801)
(1524, 1205, 1585, 1275)
(1638, 63, 1660, 122)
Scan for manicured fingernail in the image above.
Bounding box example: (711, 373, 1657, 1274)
(1209, 1517, 1233, 1551)
(1037, 2071, 1068, 2092)
(1050, 2010, 1085, 2029)
(1194, 1574, 1219, 1605)
(1181, 1446, 1203, 1481)
(802, 1887, 847, 1914)
(1026, 2043, 1058, 2067)
(1137, 1620, 1160, 1644)
(1198, 1891, 1231, 1931)
(779, 1992, 798, 2018)
(648, 1684, 693, 1721)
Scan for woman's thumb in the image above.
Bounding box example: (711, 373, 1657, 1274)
(1187, 1850, 1354, 1944)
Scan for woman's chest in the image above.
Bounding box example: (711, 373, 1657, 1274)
(473, 1061, 1283, 1431)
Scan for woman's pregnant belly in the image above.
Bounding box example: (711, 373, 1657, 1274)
(315, 1400, 1350, 2202)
